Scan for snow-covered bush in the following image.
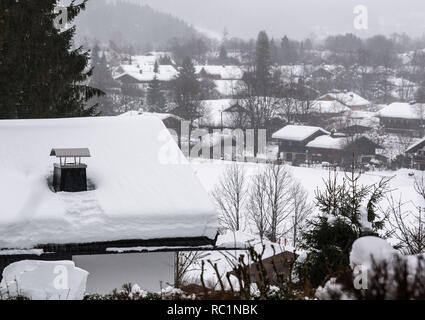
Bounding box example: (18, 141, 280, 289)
(316, 236, 425, 300)
(0, 260, 88, 300)
(297, 168, 390, 289)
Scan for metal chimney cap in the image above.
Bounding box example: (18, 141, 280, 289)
(50, 148, 91, 158)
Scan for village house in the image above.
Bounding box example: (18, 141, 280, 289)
(0, 116, 218, 294)
(306, 135, 384, 166)
(377, 102, 425, 137)
(318, 91, 371, 111)
(271, 125, 329, 164)
(114, 63, 178, 90)
(405, 137, 425, 170)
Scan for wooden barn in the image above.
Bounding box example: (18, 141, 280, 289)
(377, 102, 425, 137)
(306, 135, 383, 166)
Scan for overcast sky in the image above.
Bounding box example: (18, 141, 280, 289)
(122, 0, 425, 40)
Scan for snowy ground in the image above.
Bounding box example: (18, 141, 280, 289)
(186, 158, 425, 287)
(191, 158, 424, 220)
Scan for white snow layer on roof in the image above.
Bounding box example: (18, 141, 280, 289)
(310, 100, 350, 113)
(321, 92, 370, 107)
(272, 125, 328, 141)
(115, 64, 177, 82)
(119, 110, 182, 121)
(378, 102, 425, 120)
(0, 116, 217, 249)
(306, 135, 345, 150)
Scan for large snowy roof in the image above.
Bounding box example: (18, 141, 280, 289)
(319, 91, 371, 107)
(115, 64, 177, 82)
(272, 125, 329, 141)
(378, 102, 425, 120)
(306, 135, 345, 150)
(0, 116, 217, 249)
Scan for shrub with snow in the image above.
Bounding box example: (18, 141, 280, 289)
(0, 260, 88, 300)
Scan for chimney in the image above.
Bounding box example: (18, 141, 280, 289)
(50, 148, 91, 192)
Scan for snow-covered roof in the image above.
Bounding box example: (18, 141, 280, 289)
(319, 91, 371, 107)
(115, 64, 177, 82)
(119, 110, 182, 121)
(310, 100, 350, 114)
(272, 125, 329, 141)
(306, 135, 345, 150)
(195, 65, 244, 80)
(0, 116, 217, 249)
(377, 102, 425, 120)
(406, 137, 425, 153)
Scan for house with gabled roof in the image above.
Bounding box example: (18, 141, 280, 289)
(0, 115, 218, 293)
(271, 125, 329, 163)
(406, 137, 425, 170)
(306, 135, 384, 166)
(318, 91, 371, 111)
(377, 102, 425, 137)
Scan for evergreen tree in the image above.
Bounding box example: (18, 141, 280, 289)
(219, 44, 228, 64)
(254, 31, 272, 96)
(89, 51, 117, 116)
(146, 75, 166, 112)
(0, 0, 102, 119)
(297, 168, 390, 288)
(153, 60, 159, 73)
(172, 57, 202, 125)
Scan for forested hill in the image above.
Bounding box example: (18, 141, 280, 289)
(75, 1, 201, 50)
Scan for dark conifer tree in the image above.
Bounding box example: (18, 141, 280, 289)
(172, 57, 202, 126)
(146, 75, 166, 112)
(254, 31, 272, 96)
(297, 168, 390, 288)
(0, 0, 102, 119)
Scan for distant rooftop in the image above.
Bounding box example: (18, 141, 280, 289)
(272, 125, 329, 141)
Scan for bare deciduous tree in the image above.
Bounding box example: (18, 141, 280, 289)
(248, 164, 295, 243)
(247, 170, 269, 240)
(174, 251, 207, 288)
(212, 164, 247, 231)
(387, 175, 425, 255)
(263, 164, 293, 242)
(288, 181, 313, 249)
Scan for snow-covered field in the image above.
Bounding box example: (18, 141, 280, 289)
(191, 158, 424, 219)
